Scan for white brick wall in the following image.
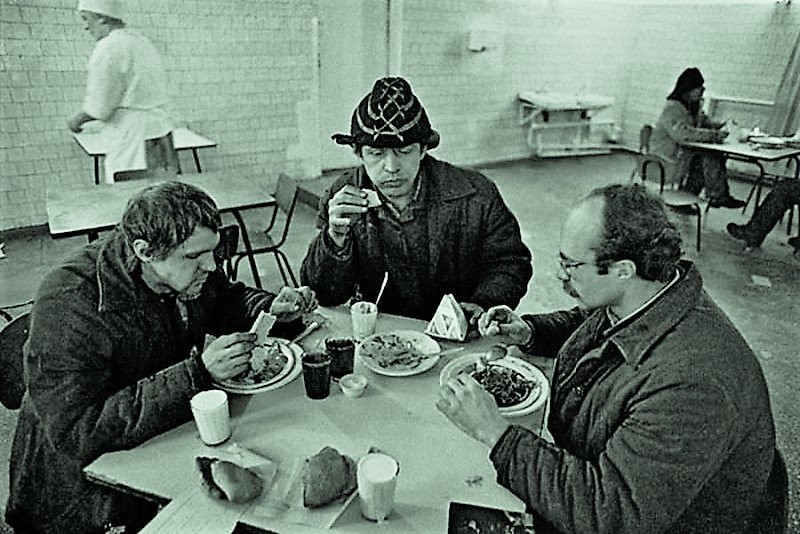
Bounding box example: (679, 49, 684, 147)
(1, 0, 317, 231)
(3, 0, 800, 231)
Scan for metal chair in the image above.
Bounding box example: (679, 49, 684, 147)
(748, 448, 788, 534)
(0, 311, 30, 410)
(631, 124, 704, 252)
(231, 173, 300, 287)
(214, 224, 241, 281)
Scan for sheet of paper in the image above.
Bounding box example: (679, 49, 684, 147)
(751, 274, 772, 288)
(138, 485, 242, 533)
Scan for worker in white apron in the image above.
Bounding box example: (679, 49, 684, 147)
(68, 0, 177, 183)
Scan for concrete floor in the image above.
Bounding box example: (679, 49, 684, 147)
(1, 153, 797, 532)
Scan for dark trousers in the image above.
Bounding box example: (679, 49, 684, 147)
(742, 180, 800, 245)
(683, 152, 730, 200)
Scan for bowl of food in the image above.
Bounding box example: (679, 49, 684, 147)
(338, 373, 368, 398)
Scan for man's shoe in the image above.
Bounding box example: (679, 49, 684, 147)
(727, 223, 759, 248)
(709, 196, 747, 209)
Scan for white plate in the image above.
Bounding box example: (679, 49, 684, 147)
(214, 338, 302, 394)
(356, 330, 441, 377)
(752, 136, 786, 148)
(439, 354, 549, 418)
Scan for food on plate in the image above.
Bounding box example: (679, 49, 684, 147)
(197, 457, 263, 503)
(233, 339, 289, 385)
(302, 446, 357, 508)
(359, 333, 431, 370)
(470, 364, 538, 408)
(425, 294, 468, 341)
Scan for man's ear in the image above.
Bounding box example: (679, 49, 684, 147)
(132, 239, 154, 262)
(613, 259, 637, 280)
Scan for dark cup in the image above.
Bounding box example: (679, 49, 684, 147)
(301, 352, 332, 400)
(325, 337, 356, 379)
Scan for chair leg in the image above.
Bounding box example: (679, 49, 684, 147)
(273, 251, 299, 287)
(695, 207, 702, 253)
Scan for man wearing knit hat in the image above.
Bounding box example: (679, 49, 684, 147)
(301, 77, 532, 323)
(68, 0, 178, 183)
(649, 67, 745, 208)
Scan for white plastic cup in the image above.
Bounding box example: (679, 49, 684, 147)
(357, 452, 399, 522)
(190, 390, 231, 445)
(351, 301, 378, 339)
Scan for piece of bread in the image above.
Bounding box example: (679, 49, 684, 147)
(197, 457, 264, 504)
(302, 446, 357, 508)
(425, 294, 468, 341)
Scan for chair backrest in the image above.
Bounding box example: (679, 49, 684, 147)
(0, 312, 30, 410)
(214, 224, 240, 280)
(748, 448, 788, 534)
(270, 173, 299, 247)
(639, 124, 654, 154)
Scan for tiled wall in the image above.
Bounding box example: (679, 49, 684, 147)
(3, 0, 800, 231)
(1, 0, 317, 231)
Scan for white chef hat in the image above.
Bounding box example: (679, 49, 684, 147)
(77, 0, 125, 20)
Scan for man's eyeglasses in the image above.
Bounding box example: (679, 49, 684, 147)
(558, 252, 590, 273)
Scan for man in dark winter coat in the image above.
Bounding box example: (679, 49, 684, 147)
(438, 184, 775, 533)
(300, 76, 532, 322)
(6, 182, 317, 533)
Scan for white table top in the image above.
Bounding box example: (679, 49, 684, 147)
(517, 91, 614, 111)
(46, 171, 274, 237)
(72, 126, 216, 156)
(682, 140, 800, 162)
(85, 308, 553, 533)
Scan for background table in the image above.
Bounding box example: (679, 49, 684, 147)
(73, 126, 217, 184)
(85, 307, 554, 533)
(682, 140, 800, 211)
(45, 171, 274, 287)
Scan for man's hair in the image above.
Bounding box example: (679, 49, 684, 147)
(120, 182, 221, 260)
(585, 184, 682, 282)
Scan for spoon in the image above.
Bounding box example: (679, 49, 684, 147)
(374, 271, 389, 309)
(477, 344, 508, 372)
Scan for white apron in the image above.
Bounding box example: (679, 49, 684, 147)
(101, 107, 173, 183)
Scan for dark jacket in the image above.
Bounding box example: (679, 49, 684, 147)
(5, 231, 292, 533)
(490, 261, 775, 534)
(300, 156, 532, 319)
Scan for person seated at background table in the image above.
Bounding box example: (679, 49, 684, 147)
(649, 67, 746, 209)
(437, 183, 775, 533)
(300, 76, 532, 322)
(67, 0, 179, 183)
(727, 179, 800, 252)
(5, 182, 317, 534)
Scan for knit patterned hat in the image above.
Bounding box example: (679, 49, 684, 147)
(332, 77, 440, 149)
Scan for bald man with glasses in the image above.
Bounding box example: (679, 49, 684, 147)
(438, 184, 775, 533)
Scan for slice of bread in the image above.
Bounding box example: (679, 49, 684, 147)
(302, 446, 357, 508)
(425, 294, 468, 341)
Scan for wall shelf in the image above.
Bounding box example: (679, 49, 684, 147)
(517, 92, 615, 158)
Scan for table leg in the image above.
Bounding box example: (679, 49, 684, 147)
(230, 210, 262, 289)
(94, 156, 100, 185)
(192, 149, 202, 173)
(742, 159, 765, 214)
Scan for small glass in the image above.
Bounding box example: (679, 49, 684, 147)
(325, 337, 356, 379)
(301, 351, 332, 400)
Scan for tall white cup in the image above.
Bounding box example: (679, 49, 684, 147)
(357, 452, 399, 522)
(351, 301, 378, 339)
(190, 389, 231, 445)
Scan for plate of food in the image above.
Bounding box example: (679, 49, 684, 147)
(214, 337, 302, 394)
(439, 353, 549, 417)
(356, 330, 441, 377)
